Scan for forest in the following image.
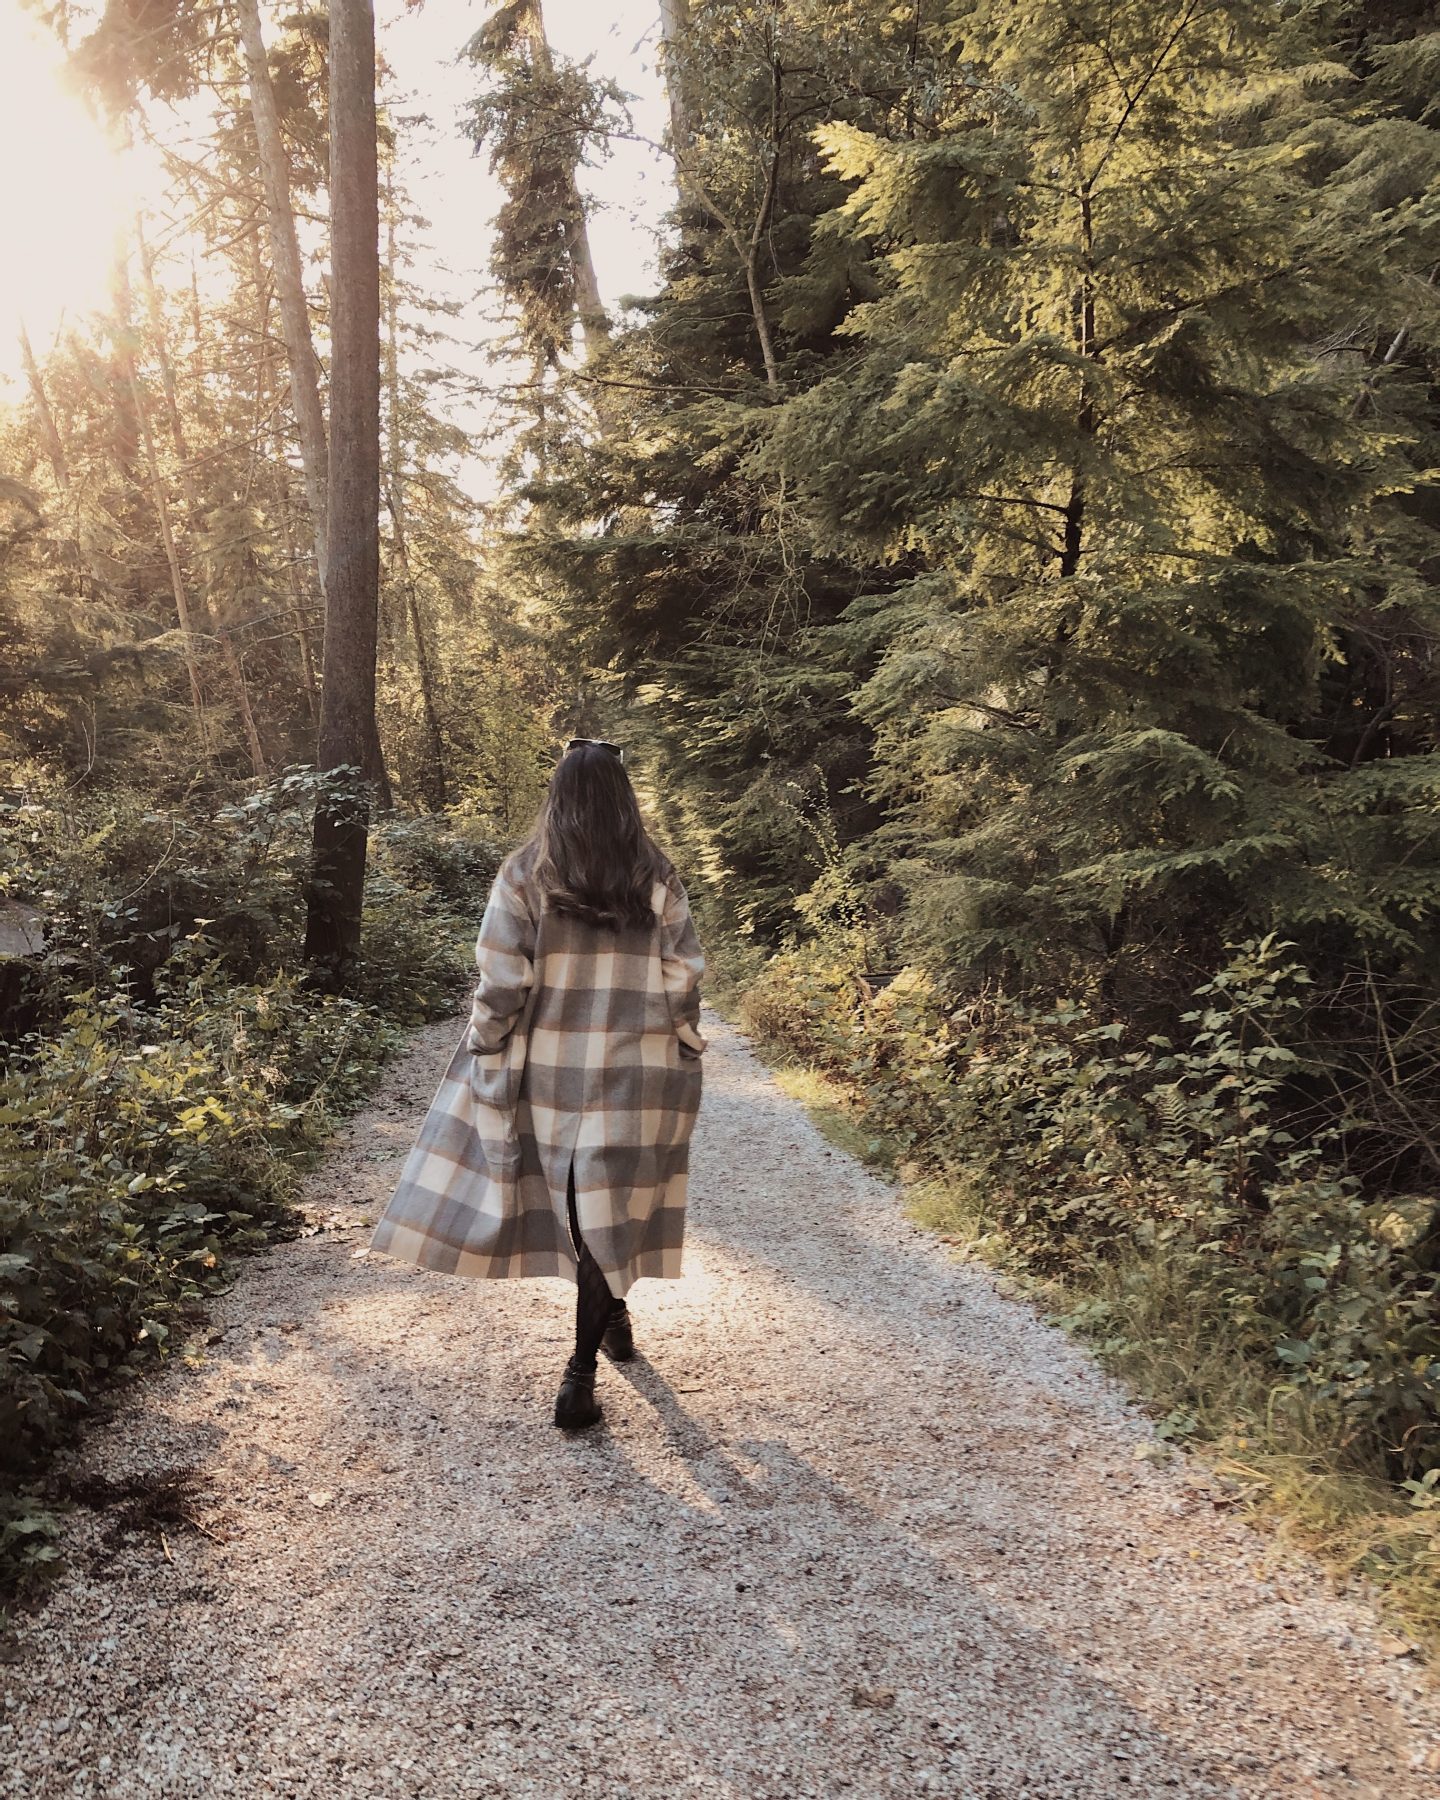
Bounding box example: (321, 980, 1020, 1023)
(2, 0, 1439, 1641)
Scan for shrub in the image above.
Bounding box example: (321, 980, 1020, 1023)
(358, 875, 472, 1023)
(741, 937, 1440, 1478)
(358, 813, 500, 1022)
(0, 965, 397, 1493)
(370, 812, 503, 913)
(0, 774, 495, 1598)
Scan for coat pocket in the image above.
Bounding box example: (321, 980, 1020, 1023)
(468, 1049, 521, 1173)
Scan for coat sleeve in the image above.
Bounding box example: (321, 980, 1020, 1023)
(660, 875, 707, 1056)
(465, 867, 537, 1055)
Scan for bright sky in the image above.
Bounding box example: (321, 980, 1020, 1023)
(0, 7, 148, 352)
(0, 0, 672, 482)
(380, 0, 673, 487)
(383, 0, 673, 311)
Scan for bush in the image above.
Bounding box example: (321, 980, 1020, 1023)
(361, 813, 500, 1022)
(741, 936, 1440, 1479)
(0, 963, 397, 1492)
(370, 812, 503, 913)
(358, 876, 472, 1023)
(0, 775, 489, 1599)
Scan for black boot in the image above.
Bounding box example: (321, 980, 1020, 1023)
(600, 1301, 635, 1364)
(554, 1356, 602, 1430)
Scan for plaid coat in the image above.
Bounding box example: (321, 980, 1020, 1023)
(367, 848, 706, 1298)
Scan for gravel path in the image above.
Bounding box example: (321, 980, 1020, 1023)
(3, 1010, 1438, 1799)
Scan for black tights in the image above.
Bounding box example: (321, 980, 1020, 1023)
(567, 1164, 619, 1372)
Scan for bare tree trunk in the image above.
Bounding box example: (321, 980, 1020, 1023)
(238, 0, 389, 803)
(273, 447, 321, 727)
(665, 29, 782, 390)
(248, 225, 322, 729)
(18, 325, 70, 491)
(740, 52, 782, 390)
(121, 347, 210, 743)
(235, 0, 330, 585)
(657, 0, 697, 157)
(138, 226, 268, 776)
(379, 191, 403, 659)
(304, 0, 381, 987)
(384, 188, 448, 808)
(19, 320, 92, 598)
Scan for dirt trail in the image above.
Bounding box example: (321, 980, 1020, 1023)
(2, 1011, 1437, 1799)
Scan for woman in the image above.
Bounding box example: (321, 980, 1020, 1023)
(368, 739, 707, 1430)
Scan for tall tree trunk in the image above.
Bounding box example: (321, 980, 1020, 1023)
(18, 325, 70, 491)
(120, 343, 210, 743)
(272, 444, 322, 727)
(657, 0, 697, 157)
(384, 188, 448, 808)
(248, 225, 322, 729)
(107, 256, 206, 733)
(378, 191, 402, 659)
(235, 0, 330, 586)
(238, 0, 390, 803)
(138, 226, 268, 776)
(304, 0, 381, 987)
(18, 321, 99, 600)
(662, 27, 782, 390)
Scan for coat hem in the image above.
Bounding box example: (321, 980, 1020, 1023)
(364, 1230, 683, 1298)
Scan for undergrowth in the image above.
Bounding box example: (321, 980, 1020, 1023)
(0, 773, 498, 1606)
(738, 940, 1440, 1656)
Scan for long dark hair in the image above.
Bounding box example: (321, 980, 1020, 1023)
(520, 742, 667, 930)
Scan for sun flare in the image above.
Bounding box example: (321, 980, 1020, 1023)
(0, 10, 145, 368)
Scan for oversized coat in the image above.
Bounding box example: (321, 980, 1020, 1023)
(367, 848, 706, 1299)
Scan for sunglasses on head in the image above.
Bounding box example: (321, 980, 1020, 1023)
(566, 737, 625, 763)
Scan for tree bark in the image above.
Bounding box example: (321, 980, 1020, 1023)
(18, 325, 70, 491)
(304, 0, 381, 987)
(235, 0, 330, 586)
(138, 226, 268, 776)
(272, 445, 321, 727)
(384, 188, 448, 808)
(238, 0, 390, 802)
(121, 345, 210, 743)
(247, 224, 322, 728)
(665, 32, 782, 390)
(657, 0, 697, 157)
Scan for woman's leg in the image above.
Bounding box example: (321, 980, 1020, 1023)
(567, 1164, 614, 1374)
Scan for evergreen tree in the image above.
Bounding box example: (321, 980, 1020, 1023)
(742, 0, 1440, 995)
(514, 0, 925, 933)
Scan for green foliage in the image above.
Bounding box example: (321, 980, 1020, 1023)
(370, 811, 503, 913)
(361, 812, 501, 1022)
(526, 0, 1440, 1162)
(0, 773, 488, 1597)
(745, 0, 1440, 983)
(1, 773, 483, 1021)
(743, 936, 1440, 1479)
(0, 973, 395, 1488)
(508, 4, 1440, 1562)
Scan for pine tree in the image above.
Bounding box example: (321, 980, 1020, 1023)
(515, 0, 924, 932)
(745, 0, 1440, 990)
